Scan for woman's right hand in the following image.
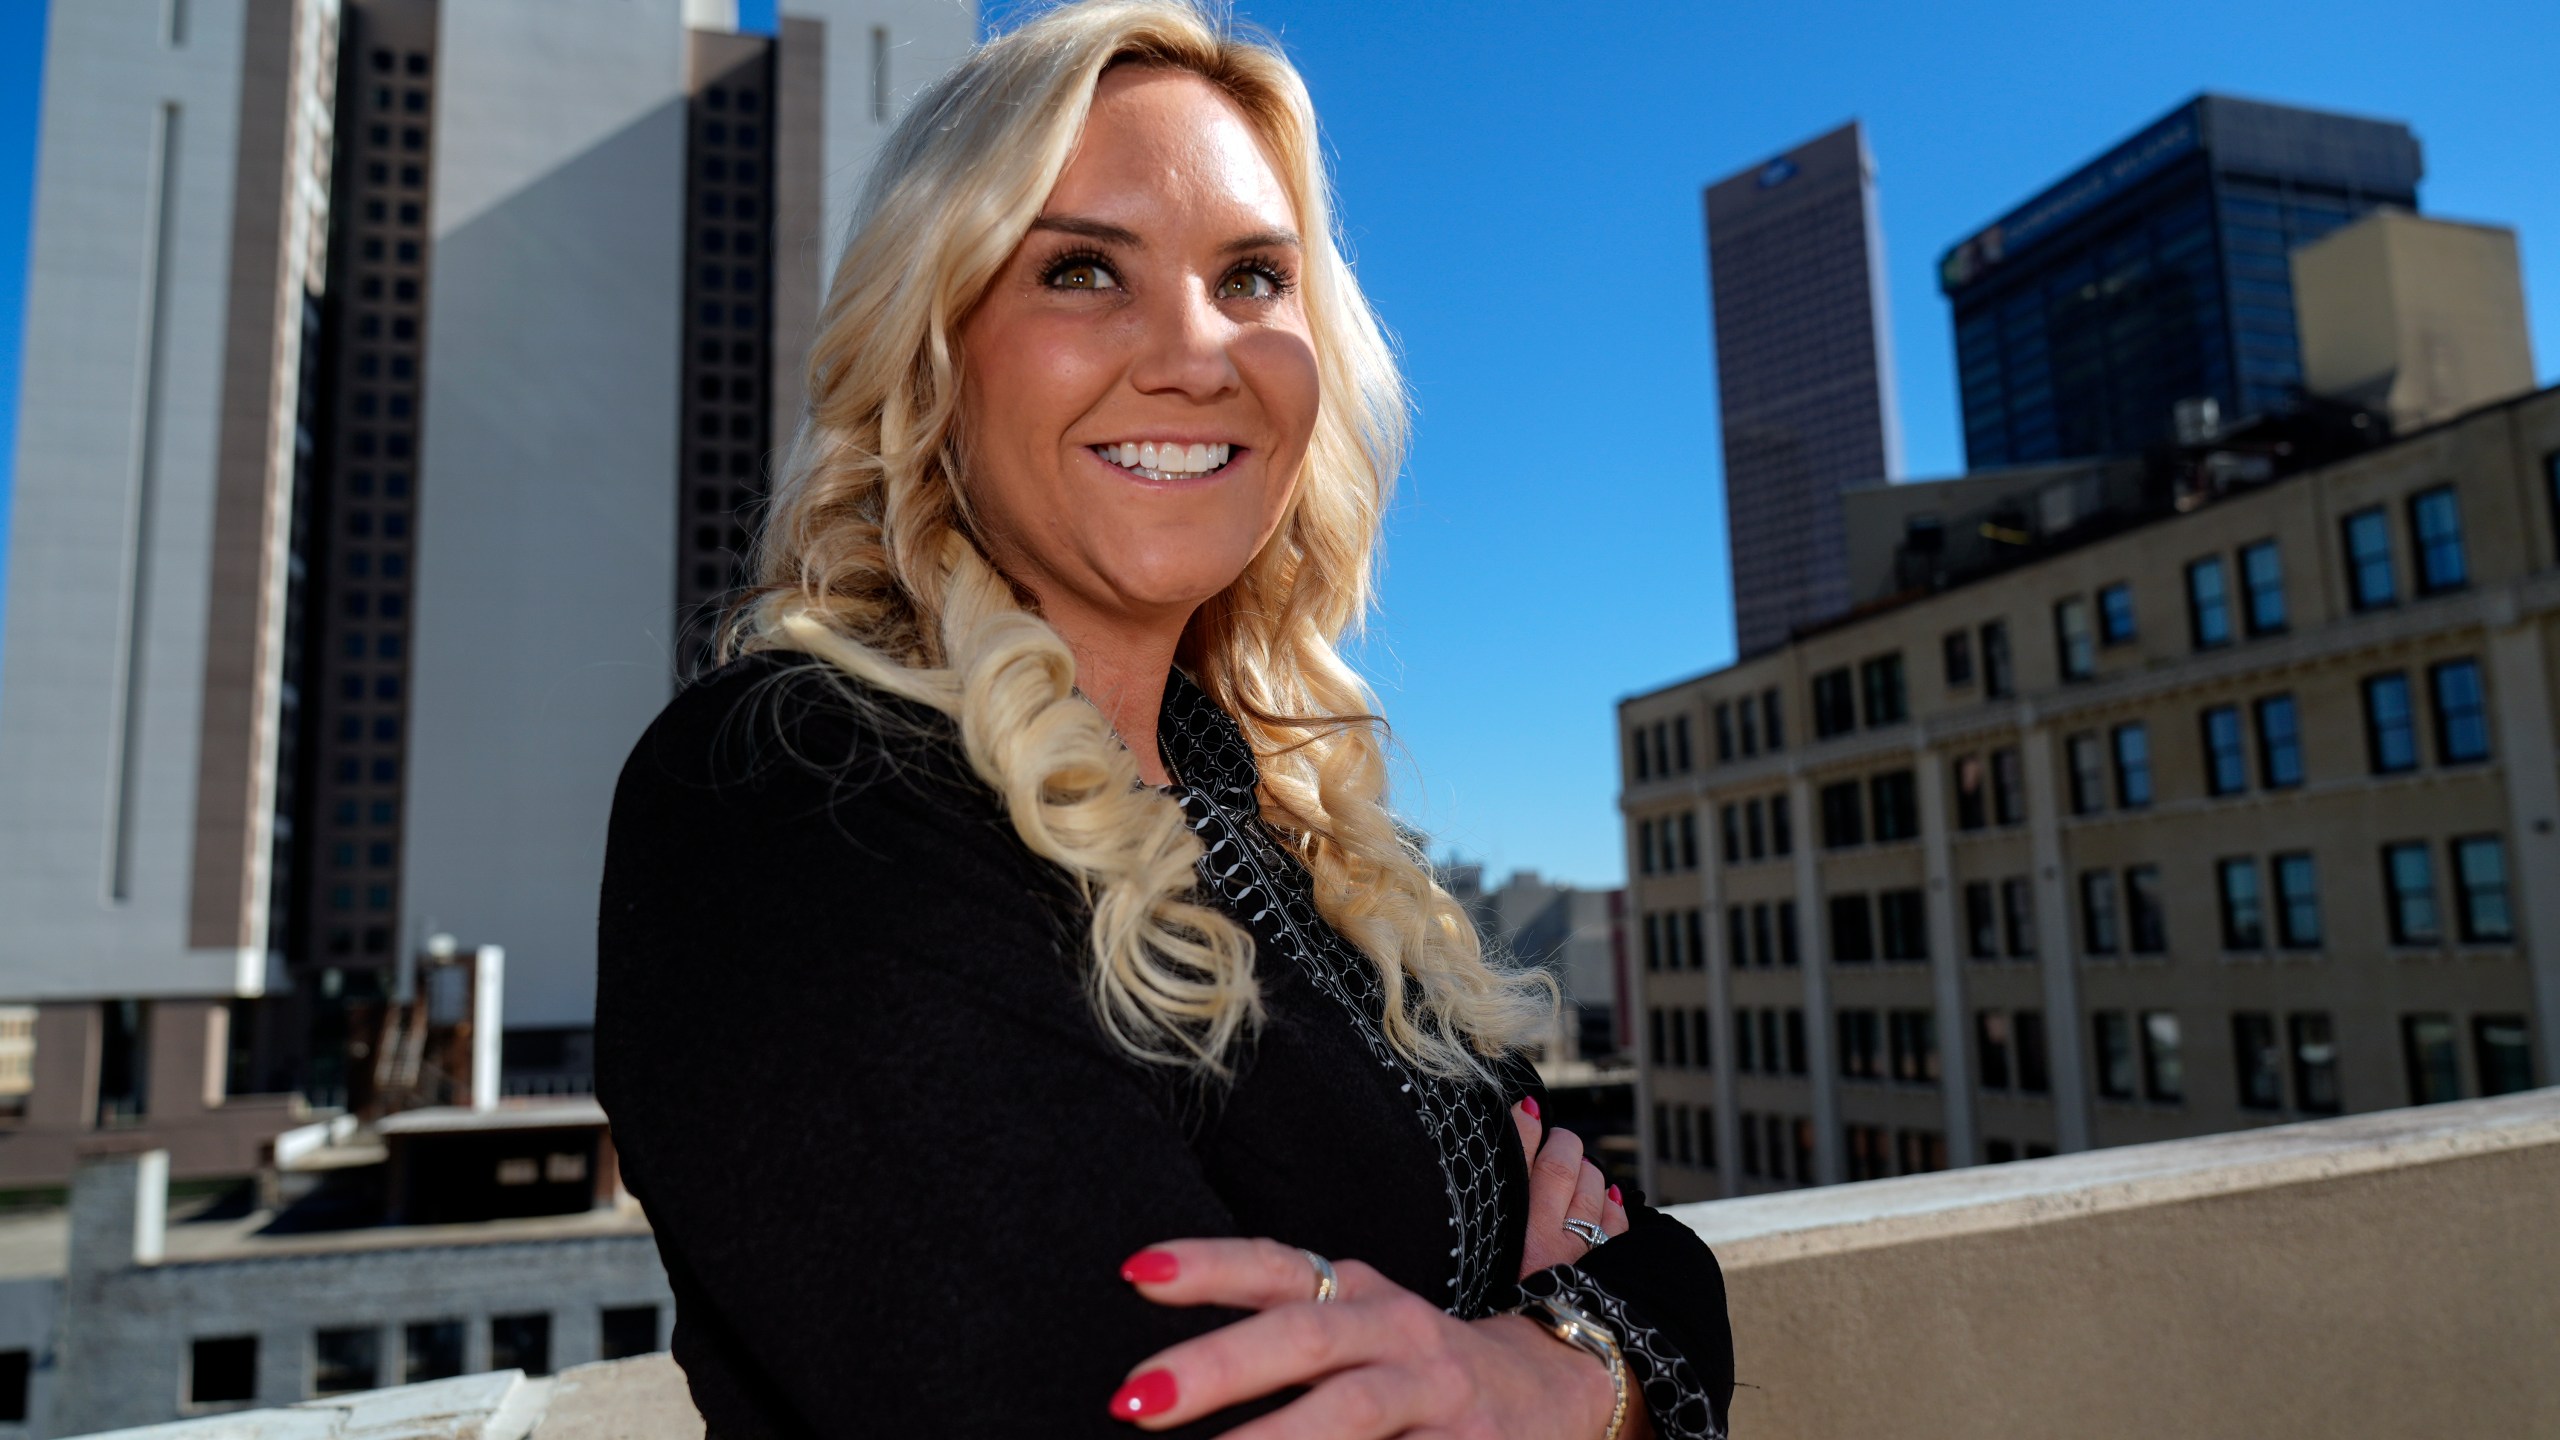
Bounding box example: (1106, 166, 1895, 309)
(1510, 1097, 1627, 1278)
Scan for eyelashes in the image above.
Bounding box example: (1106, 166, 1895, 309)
(1034, 247, 1297, 300)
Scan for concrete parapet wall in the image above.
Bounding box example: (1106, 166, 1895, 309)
(1670, 1089, 2560, 1439)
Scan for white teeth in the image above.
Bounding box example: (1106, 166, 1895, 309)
(1094, 442, 1235, 477)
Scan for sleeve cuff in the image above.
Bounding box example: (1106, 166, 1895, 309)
(1518, 1263, 1726, 1440)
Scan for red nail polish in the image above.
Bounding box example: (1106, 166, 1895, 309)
(1520, 1096, 1540, 1119)
(1608, 1184, 1623, 1205)
(1120, 1249, 1180, 1284)
(1110, 1368, 1178, 1419)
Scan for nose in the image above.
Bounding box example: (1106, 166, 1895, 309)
(1126, 277, 1243, 402)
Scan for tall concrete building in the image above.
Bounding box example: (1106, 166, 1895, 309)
(1619, 375, 2559, 1202)
(1705, 121, 1906, 658)
(1940, 94, 2423, 469)
(0, 0, 972, 1184)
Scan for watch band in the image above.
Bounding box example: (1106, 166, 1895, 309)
(1515, 1294, 1629, 1440)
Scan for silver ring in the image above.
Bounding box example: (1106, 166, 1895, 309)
(1562, 1218, 1608, 1247)
(1299, 1248, 1339, 1304)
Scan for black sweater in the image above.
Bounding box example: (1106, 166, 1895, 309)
(595, 650, 1733, 1437)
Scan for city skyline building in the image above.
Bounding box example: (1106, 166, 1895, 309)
(1705, 120, 1906, 658)
(0, 0, 972, 1182)
(1619, 378, 2559, 1203)
(1939, 93, 2423, 470)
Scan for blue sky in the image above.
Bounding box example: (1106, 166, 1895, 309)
(3, 0, 2554, 887)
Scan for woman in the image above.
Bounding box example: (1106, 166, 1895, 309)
(595, 3, 1733, 1435)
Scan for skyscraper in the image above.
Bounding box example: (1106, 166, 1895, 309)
(1939, 94, 2423, 469)
(1705, 121, 1905, 658)
(0, 0, 972, 1176)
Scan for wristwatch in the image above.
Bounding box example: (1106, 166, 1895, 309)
(1514, 1293, 1629, 1440)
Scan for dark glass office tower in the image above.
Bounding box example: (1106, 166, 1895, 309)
(1939, 95, 2421, 469)
(1706, 121, 1904, 657)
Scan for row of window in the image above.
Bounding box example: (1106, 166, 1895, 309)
(1628, 714, 1693, 781)
(1842, 1125, 1949, 1182)
(1718, 792, 1792, 864)
(1634, 812, 1698, 875)
(1811, 654, 1907, 739)
(1828, 889, 1929, 963)
(1836, 1008, 1939, 1085)
(1713, 687, 1785, 762)
(1739, 1111, 1816, 1185)
(187, 1304, 658, 1405)
(1640, 908, 1703, 970)
(1653, 1101, 1714, 1170)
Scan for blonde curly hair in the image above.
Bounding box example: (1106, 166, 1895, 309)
(727, 0, 1554, 1081)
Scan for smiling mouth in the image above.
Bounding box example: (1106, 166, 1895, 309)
(1089, 441, 1239, 481)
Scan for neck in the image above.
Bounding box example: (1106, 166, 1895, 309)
(1035, 597, 1186, 789)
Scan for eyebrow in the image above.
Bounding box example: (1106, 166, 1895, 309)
(1028, 213, 1303, 255)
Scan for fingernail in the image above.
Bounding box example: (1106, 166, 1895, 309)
(1520, 1096, 1540, 1119)
(1119, 1249, 1180, 1284)
(1608, 1184, 1623, 1205)
(1110, 1368, 1178, 1419)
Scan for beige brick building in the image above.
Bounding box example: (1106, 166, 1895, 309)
(1622, 384, 2560, 1202)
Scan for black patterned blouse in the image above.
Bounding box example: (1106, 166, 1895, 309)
(598, 650, 1734, 1439)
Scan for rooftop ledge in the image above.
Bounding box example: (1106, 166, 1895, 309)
(75, 1089, 2560, 1438)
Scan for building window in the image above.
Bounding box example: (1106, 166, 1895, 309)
(2093, 1011, 2135, 1099)
(2382, 842, 2440, 945)
(2080, 870, 2120, 955)
(2428, 659, 2489, 765)
(190, 1335, 259, 1405)
(1770, 794, 1793, 855)
(2233, 1012, 2282, 1111)
(1750, 905, 1773, 968)
(2253, 694, 2303, 789)
(2140, 1011, 2184, 1102)
(1737, 703, 1759, 757)
(1870, 771, 1919, 842)
(2450, 835, 2513, 943)
(315, 1326, 381, 1395)
(2016, 1011, 2051, 1094)
(1859, 653, 1908, 727)
(1712, 703, 1733, 762)
(1952, 753, 1988, 831)
(2000, 877, 2036, 958)
(1648, 1008, 1665, 1064)
(2343, 506, 2397, 610)
(1981, 621, 2014, 698)
(2054, 597, 2094, 680)
(1762, 688, 1786, 750)
(1777, 900, 1800, 966)
(1830, 894, 1875, 963)
(2289, 1013, 2340, 1114)
(1964, 881, 1997, 960)
(1838, 1008, 1882, 1080)
(1725, 908, 1746, 971)
(1673, 716, 1693, 771)
(2126, 865, 2167, 954)
(1895, 1128, 1946, 1176)
(2474, 1015, 2536, 1097)
(1739, 1110, 1761, 1176)
(1888, 1009, 1939, 1086)
(2272, 853, 2322, 949)
(1689, 910, 1709, 970)
(2216, 858, 2265, 950)
(2066, 732, 2106, 816)
(2408, 485, 2467, 594)
(1877, 889, 1928, 962)
(1991, 747, 2026, 826)
(2201, 705, 2248, 796)
(2097, 581, 2137, 645)
(2185, 557, 2232, 649)
(2401, 1013, 2462, 1105)
(2362, 673, 2418, 774)
(1943, 629, 1974, 687)
(491, 1313, 553, 1377)
(1812, 668, 1857, 738)
(1976, 1011, 2012, 1090)
(1819, 781, 1864, 849)
(2239, 540, 2286, 634)
(1718, 808, 1739, 866)
(1845, 1123, 1889, 1181)
(2111, 723, 2152, 808)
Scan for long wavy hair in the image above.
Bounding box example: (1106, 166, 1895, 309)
(726, 0, 1554, 1081)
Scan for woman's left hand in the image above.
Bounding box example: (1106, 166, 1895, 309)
(1109, 1237, 1651, 1438)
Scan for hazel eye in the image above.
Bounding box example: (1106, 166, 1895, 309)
(1219, 264, 1287, 301)
(1045, 256, 1122, 291)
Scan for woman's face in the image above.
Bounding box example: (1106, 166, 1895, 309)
(957, 65, 1319, 639)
